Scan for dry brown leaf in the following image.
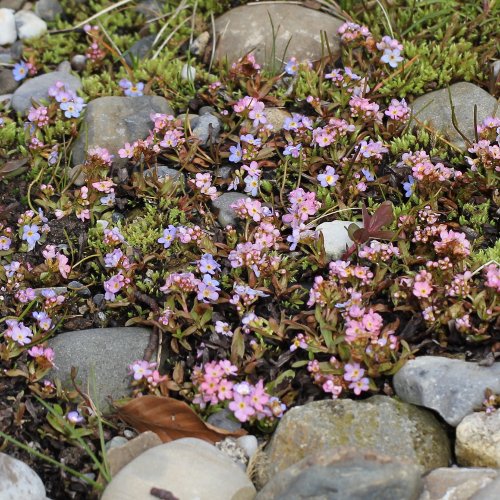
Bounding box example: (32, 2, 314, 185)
(115, 395, 246, 443)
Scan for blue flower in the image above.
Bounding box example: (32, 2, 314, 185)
(361, 168, 375, 182)
(12, 62, 29, 82)
(228, 143, 242, 163)
(403, 175, 416, 198)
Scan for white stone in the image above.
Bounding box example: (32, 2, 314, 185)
(316, 220, 362, 261)
(181, 63, 196, 82)
(0, 452, 47, 500)
(237, 435, 259, 459)
(456, 411, 500, 467)
(101, 437, 256, 500)
(15, 11, 47, 40)
(0, 9, 17, 46)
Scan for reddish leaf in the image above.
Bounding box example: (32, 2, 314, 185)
(0, 158, 28, 179)
(369, 201, 394, 232)
(115, 395, 246, 443)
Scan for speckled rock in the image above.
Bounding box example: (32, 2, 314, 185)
(11, 70, 81, 114)
(48, 327, 153, 412)
(211, 192, 247, 227)
(72, 96, 173, 167)
(257, 447, 423, 500)
(215, 3, 343, 68)
(0, 452, 47, 499)
(316, 220, 362, 260)
(456, 411, 500, 467)
(393, 356, 500, 426)
(101, 438, 256, 500)
(264, 396, 451, 480)
(420, 467, 499, 500)
(411, 82, 498, 149)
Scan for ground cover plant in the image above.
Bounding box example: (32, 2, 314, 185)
(0, 0, 499, 497)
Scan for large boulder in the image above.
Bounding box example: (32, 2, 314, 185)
(393, 356, 500, 426)
(48, 327, 153, 412)
(264, 396, 451, 481)
(411, 82, 498, 149)
(101, 438, 256, 500)
(214, 3, 343, 68)
(256, 447, 423, 500)
(71, 95, 173, 167)
(11, 70, 81, 114)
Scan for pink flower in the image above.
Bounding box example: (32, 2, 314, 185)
(57, 253, 71, 278)
(217, 379, 234, 401)
(343, 362, 365, 382)
(229, 393, 256, 422)
(349, 377, 370, 395)
(5, 320, 32, 346)
(130, 360, 155, 381)
(104, 273, 127, 301)
(413, 280, 433, 298)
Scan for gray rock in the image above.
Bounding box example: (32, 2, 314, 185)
(265, 396, 451, 480)
(101, 438, 256, 500)
(105, 436, 129, 451)
(33, 286, 67, 297)
(0, 452, 47, 499)
(11, 70, 81, 114)
(257, 447, 423, 500)
(177, 112, 200, 128)
(0, 67, 17, 94)
(15, 11, 47, 40)
(420, 467, 499, 500)
(206, 408, 242, 432)
(67, 280, 91, 297)
(181, 63, 196, 82)
(190, 31, 209, 57)
(0, 93, 12, 104)
(0, 8, 17, 46)
(211, 192, 247, 227)
(134, 0, 163, 20)
(316, 220, 361, 261)
(393, 356, 500, 426)
(72, 96, 173, 167)
(198, 105, 216, 116)
(143, 165, 184, 185)
(124, 34, 155, 66)
(215, 3, 343, 68)
(48, 327, 153, 412)
(192, 113, 221, 145)
(411, 82, 498, 149)
(56, 60, 71, 73)
(70, 54, 86, 72)
(456, 411, 500, 467)
(35, 0, 63, 21)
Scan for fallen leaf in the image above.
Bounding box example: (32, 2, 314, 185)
(115, 395, 246, 443)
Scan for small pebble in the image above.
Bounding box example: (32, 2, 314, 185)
(105, 435, 129, 451)
(15, 11, 47, 40)
(236, 435, 258, 459)
(71, 54, 87, 72)
(0, 8, 17, 46)
(181, 63, 196, 82)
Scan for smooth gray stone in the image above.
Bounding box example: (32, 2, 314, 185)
(207, 408, 242, 432)
(211, 192, 247, 227)
(393, 356, 500, 426)
(48, 327, 153, 412)
(411, 82, 498, 149)
(124, 35, 155, 66)
(0, 452, 47, 500)
(214, 3, 343, 68)
(0, 67, 18, 94)
(192, 113, 221, 145)
(72, 95, 173, 167)
(11, 70, 81, 114)
(35, 0, 63, 21)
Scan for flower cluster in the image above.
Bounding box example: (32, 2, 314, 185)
(191, 360, 285, 422)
